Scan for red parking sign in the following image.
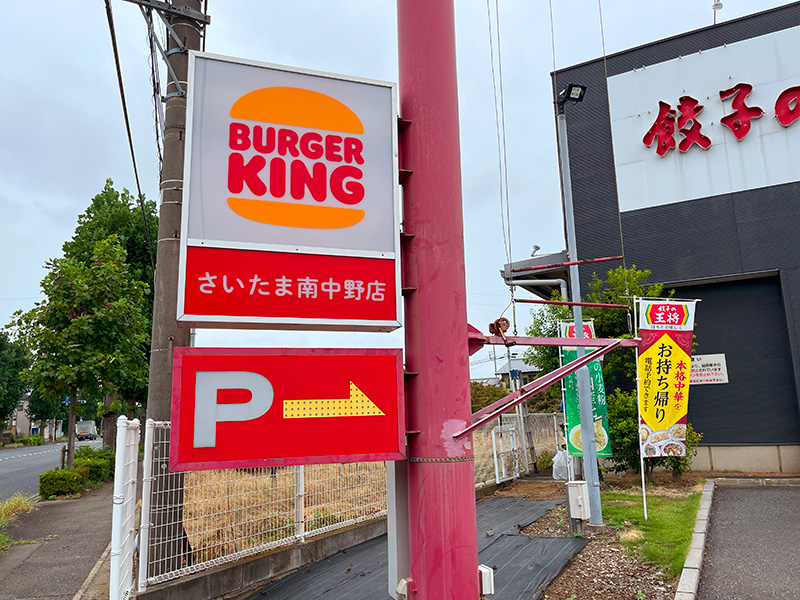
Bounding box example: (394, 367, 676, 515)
(170, 347, 405, 471)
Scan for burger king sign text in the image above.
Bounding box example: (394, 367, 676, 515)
(177, 53, 399, 331)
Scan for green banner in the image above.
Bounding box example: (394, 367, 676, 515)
(560, 326, 612, 458)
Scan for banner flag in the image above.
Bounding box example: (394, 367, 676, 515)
(559, 321, 612, 458)
(637, 300, 697, 458)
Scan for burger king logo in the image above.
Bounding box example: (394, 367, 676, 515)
(227, 87, 366, 230)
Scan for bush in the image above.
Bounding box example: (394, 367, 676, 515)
(22, 436, 44, 446)
(74, 457, 111, 483)
(75, 446, 115, 475)
(39, 469, 84, 497)
(535, 449, 555, 471)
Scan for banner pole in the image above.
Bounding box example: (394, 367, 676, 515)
(634, 297, 648, 520)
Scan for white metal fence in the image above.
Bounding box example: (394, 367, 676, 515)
(109, 416, 141, 600)
(111, 411, 567, 594)
(137, 420, 388, 590)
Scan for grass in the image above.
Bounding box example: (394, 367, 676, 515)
(601, 487, 701, 578)
(0, 493, 37, 554)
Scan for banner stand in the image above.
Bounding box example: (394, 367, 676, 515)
(634, 297, 649, 520)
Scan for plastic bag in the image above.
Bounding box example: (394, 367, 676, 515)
(552, 450, 569, 481)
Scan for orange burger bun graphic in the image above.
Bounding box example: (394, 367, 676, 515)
(227, 87, 367, 229)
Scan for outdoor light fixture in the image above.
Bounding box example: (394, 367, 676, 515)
(557, 83, 587, 113)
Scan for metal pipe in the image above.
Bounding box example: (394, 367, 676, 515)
(504, 278, 568, 299)
(510, 254, 623, 274)
(461, 341, 623, 436)
(484, 335, 639, 348)
(514, 298, 628, 309)
(558, 110, 603, 525)
(397, 2, 479, 597)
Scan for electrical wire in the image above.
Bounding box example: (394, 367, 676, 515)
(597, 0, 633, 332)
(103, 0, 156, 277)
(486, 0, 518, 334)
(144, 7, 164, 180)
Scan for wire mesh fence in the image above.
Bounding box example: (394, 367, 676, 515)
(136, 413, 560, 589)
(139, 421, 387, 588)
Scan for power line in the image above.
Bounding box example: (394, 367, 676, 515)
(103, 0, 156, 277)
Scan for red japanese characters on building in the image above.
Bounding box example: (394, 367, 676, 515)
(643, 82, 799, 155)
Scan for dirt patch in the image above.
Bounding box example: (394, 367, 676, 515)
(502, 474, 699, 600)
(493, 480, 566, 500)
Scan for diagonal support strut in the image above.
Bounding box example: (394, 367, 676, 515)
(454, 339, 626, 439)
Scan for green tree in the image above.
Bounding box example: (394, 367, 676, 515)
(470, 381, 508, 413)
(522, 299, 571, 411)
(61, 180, 157, 430)
(10, 237, 150, 467)
(0, 332, 30, 424)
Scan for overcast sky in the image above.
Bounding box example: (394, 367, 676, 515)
(0, 1, 790, 378)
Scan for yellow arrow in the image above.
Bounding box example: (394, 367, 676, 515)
(282, 382, 385, 419)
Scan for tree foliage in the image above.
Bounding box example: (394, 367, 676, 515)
(61, 180, 157, 417)
(12, 237, 149, 399)
(524, 265, 667, 395)
(0, 331, 30, 422)
(62, 180, 157, 317)
(470, 381, 508, 413)
(10, 237, 150, 463)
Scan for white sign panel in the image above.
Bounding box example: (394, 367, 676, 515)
(177, 53, 401, 331)
(608, 26, 800, 212)
(690, 354, 729, 385)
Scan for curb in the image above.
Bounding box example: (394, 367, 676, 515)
(674, 479, 714, 600)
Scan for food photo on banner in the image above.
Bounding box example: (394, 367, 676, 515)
(558, 321, 612, 458)
(636, 298, 698, 459)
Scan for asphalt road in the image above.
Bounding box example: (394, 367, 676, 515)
(698, 485, 800, 600)
(0, 439, 102, 501)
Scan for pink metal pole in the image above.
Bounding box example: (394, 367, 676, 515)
(397, 2, 479, 598)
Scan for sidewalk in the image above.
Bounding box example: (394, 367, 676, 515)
(0, 482, 114, 600)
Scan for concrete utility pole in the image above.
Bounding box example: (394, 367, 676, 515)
(397, 2, 480, 598)
(146, 0, 202, 421)
(139, 0, 206, 573)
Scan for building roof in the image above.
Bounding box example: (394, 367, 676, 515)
(495, 357, 540, 375)
(501, 249, 570, 300)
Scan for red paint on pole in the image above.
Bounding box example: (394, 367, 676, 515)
(398, 2, 479, 598)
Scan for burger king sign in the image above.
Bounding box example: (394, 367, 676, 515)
(177, 53, 399, 331)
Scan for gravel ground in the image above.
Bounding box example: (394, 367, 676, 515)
(522, 504, 676, 600)
(495, 474, 709, 600)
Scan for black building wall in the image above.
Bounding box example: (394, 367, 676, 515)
(553, 3, 800, 444)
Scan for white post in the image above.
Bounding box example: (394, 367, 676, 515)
(137, 419, 156, 592)
(110, 416, 128, 600)
(294, 465, 305, 540)
(633, 298, 649, 520)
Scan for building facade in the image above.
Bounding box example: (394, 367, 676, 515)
(533, 4, 800, 472)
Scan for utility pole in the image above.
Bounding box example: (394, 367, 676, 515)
(556, 85, 603, 525)
(127, 0, 208, 574)
(145, 0, 204, 420)
(397, 2, 480, 598)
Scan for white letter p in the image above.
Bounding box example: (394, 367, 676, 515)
(193, 371, 273, 448)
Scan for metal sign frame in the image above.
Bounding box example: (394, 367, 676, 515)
(176, 51, 401, 332)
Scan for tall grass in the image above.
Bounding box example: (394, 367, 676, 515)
(0, 493, 37, 553)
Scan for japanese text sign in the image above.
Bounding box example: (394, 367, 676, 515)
(608, 25, 800, 212)
(177, 52, 400, 331)
(558, 321, 612, 458)
(636, 299, 697, 459)
(170, 347, 405, 471)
